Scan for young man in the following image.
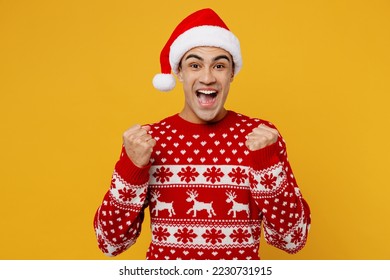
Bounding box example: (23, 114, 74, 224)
(94, 8, 311, 260)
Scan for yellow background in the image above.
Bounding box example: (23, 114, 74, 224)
(1, 0, 389, 260)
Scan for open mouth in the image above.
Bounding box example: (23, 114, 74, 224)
(196, 90, 218, 106)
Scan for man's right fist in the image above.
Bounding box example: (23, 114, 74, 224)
(122, 124, 156, 168)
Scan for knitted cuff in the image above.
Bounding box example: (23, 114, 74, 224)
(250, 141, 280, 170)
(114, 146, 151, 185)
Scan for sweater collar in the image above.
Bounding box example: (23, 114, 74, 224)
(167, 110, 238, 133)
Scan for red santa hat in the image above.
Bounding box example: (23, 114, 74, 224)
(152, 8, 242, 92)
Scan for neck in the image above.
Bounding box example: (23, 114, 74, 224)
(178, 108, 228, 125)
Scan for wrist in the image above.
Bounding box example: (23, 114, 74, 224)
(115, 147, 151, 184)
(250, 141, 280, 170)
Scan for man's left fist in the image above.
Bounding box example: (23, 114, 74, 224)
(245, 124, 279, 151)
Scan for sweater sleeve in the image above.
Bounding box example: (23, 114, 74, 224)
(249, 135, 311, 254)
(93, 146, 150, 256)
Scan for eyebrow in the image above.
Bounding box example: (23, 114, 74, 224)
(213, 55, 231, 62)
(184, 54, 231, 63)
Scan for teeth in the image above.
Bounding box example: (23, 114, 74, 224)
(198, 90, 216, 95)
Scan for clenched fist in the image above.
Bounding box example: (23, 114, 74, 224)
(123, 124, 156, 167)
(245, 124, 279, 151)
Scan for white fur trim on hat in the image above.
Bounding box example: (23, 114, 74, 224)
(169, 25, 242, 75)
(152, 73, 176, 92)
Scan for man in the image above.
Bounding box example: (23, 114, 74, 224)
(94, 8, 310, 260)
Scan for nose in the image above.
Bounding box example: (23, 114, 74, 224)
(199, 68, 216, 84)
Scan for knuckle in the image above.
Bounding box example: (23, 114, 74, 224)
(260, 135, 268, 142)
(126, 135, 136, 144)
(133, 137, 143, 145)
(253, 127, 261, 133)
(123, 130, 130, 139)
(149, 139, 157, 147)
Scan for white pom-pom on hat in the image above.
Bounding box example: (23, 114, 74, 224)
(152, 73, 176, 92)
(153, 8, 242, 92)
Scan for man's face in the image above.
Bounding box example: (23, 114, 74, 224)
(177, 46, 234, 124)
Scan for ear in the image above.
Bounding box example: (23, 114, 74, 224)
(177, 67, 183, 82)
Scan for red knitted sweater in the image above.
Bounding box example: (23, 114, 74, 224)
(94, 111, 310, 260)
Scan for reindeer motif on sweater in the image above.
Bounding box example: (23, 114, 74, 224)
(150, 191, 175, 217)
(186, 190, 216, 218)
(226, 190, 249, 218)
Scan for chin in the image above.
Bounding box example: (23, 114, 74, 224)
(195, 109, 223, 123)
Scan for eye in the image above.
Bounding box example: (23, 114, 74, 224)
(214, 64, 226, 70)
(190, 63, 200, 69)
